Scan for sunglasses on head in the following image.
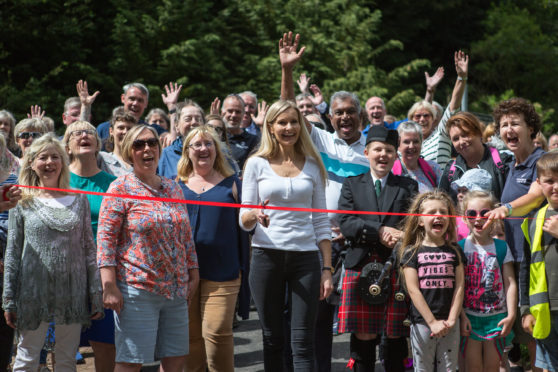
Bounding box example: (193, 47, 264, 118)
(17, 132, 42, 140)
(132, 138, 159, 150)
(465, 209, 490, 218)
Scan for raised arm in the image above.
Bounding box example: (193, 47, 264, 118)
(76, 80, 100, 122)
(161, 82, 183, 136)
(279, 31, 305, 101)
(424, 67, 444, 103)
(27, 105, 45, 119)
(297, 73, 310, 94)
(448, 50, 469, 112)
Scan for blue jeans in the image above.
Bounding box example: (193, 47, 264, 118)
(249, 247, 320, 372)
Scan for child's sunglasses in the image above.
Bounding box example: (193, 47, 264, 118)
(465, 209, 490, 218)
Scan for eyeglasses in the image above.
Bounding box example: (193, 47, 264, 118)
(132, 138, 159, 150)
(465, 209, 490, 218)
(17, 132, 43, 140)
(413, 113, 432, 120)
(70, 129, 95, 138)
(189, 141, 214, 151)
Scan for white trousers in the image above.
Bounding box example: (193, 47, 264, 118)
(13, 322, 81, 372)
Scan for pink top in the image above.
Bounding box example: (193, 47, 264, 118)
(456, 217, 469, 241)
(97, 173, 198, 299)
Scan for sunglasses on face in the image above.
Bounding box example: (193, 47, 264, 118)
(17, 132, 42, 140)
(132, 138, 159, 150)
(70, 129, 95, 138)
(465, 209, 490, 218)
(413, 113, 432, 120)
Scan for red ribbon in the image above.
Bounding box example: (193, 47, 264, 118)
(13, 184, 529, 220)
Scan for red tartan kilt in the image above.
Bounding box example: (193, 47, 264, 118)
(384, 272, 410, 338)
(338, 256, 410, 336)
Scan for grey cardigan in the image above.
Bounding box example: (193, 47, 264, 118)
(2, 194, 103, 330)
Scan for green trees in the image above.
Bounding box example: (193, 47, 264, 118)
(1, 1, 557, 131)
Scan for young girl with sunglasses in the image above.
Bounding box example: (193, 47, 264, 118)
(399, 190, 465, 371)
(458, 191, 517, 372)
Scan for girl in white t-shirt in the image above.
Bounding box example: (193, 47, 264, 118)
(459, 191, 517, 372)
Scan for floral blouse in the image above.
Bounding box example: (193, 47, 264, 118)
(97, 173, 198, 300)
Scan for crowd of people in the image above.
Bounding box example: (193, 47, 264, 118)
(0, 30, 557, 372)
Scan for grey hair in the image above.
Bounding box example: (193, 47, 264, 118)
(239, 91, 258, 106)
(14, 118, 48, 138)
(329, 91, 361, 115)
(295, 93, 313, 102)
(397, 121, 423, 142)
(123, 82, 149, 101)
(64, 97, 81, 113)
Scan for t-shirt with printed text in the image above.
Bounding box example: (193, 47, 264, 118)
(402, 244, 466, 324)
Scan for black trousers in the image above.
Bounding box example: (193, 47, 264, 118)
(250, 248, 321, 372)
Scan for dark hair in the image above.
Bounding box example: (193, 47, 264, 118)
(493, 97, 541, 140)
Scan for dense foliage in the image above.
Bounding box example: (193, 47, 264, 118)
(2, 0, 558, 132)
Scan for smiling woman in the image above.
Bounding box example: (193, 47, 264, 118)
(439, 112, 512, 201)
(3, 133, 103, 371)
(97, 125, 199, 372)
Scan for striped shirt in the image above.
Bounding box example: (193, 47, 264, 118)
(310, 127, 369, 226)
(421, 106, 458, 169)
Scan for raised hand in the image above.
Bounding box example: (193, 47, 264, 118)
(297, 73, 310, 94)
(279, 31, 305, 70)
(309, 84, 324, 106)
(425, 67, 445, 91)
(27, 105, 45, 119)
(454, 50, 469, 78)
(252, 100, 268, 127)
(76, 80, 100, 106)
(210, 97, 221, 116)
(162, 82, 183, 110)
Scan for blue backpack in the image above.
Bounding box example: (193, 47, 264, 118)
(457, 238, 507, 268)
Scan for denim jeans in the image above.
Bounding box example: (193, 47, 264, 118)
(249, 247, 320, 372)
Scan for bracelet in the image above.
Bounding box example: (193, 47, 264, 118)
(504, 203, 513, 217)
(457, 76, 468, 81)
(322, 266, 333, 273)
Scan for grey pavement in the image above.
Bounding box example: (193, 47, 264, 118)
(234, 310, 388, 372)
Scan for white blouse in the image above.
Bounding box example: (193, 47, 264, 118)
(240, 156, 330, 251)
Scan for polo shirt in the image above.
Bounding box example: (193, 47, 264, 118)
(361, 119, 405, 136)
(501, 146, 545, 262)
(310, 127, 369, 225)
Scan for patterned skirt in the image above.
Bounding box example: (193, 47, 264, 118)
(338, 256, 410, 337)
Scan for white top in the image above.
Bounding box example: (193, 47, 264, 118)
(239, 156, 330, 251)
(462, 236, 514, 316)
(37, 195, 76, 208)
(310, 127, 369, 226)
(421, 106, 457, 169)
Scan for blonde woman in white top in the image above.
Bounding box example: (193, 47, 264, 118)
(240, 100, 332, 371)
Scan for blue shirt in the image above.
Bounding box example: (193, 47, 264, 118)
(362, 119, 406, 136)
(96, 119, 165, 141)
(501, 146, 545, 262)
(158, 137, 183, 180)
(179, 176, 243, 281)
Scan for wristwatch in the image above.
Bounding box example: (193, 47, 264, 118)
(322, 266, 334, 274)
(504, 203, 513, 217)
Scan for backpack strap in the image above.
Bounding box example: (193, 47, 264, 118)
(392, 159, 403, 176)
(447, 159, 457, 183)
(489, 146, 505, 175)
(418, 158, 437, 187)
(493, 238, 507, 269)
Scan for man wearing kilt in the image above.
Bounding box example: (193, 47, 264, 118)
(338, 126, 418, 372)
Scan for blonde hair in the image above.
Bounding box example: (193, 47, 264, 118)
(536, 151, 558, 177)
(399, 190, 459, 267)
(407, 100, 436, 120)
(251, 100, 327, 183)
(62, 121, 101, 163)
(120, 125, 161, 165)
(176, 126, 234, 182)
(461, 190, 498, 215)
(14, 118, 48, 138)
(19, 133, 70, 202)
(0, 110, 18, 153)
